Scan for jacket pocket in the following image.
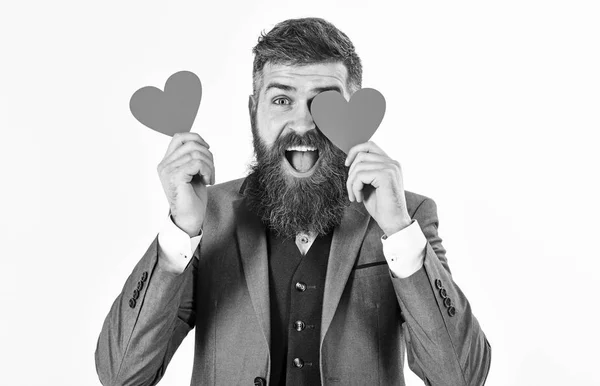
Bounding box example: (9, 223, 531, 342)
(350, 262, 390, 279)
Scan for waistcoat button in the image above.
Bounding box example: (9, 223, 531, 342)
(294, 320, 306, 331)
(293, 357, 304, 368)
(295, 282, 307, 292)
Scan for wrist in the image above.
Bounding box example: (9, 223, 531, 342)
(382, 217, 412, 237)
(171, 214, 202, 237)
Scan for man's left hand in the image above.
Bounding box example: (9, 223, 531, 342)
(345, 141, 412, 236)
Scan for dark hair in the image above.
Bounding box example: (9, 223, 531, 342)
(251, 17, 362, 99)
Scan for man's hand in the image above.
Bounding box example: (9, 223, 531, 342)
(345, 141, 411, 236)
(157, 132, 215, 237)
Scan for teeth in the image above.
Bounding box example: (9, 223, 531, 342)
(286, 146, 317, 152)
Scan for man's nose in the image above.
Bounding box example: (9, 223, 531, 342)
(288, 101, 316, 134)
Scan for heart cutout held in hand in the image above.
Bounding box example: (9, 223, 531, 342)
(130, 71, 202, 136)
(310, 88, 386, 154)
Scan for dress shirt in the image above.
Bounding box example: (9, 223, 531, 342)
(158, 215, 426, 279)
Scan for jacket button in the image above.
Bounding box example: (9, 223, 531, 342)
(439, 288, 447, 299)
(294, 320, 306, 331)
(295, 282, 307, 292)
(435, 279, 443, 289)
(137, 281, 144, 291)
(253, 377, 266, 386)
(293, 358, 304, 368)
(448, 306, 456, 317)
(129, 298, 136, 308)
(133, 289, 140, 300)
(141, 271, 148, 282)
(443, 297, 452, 308)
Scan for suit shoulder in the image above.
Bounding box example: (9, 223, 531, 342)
(404, 189, 436, 216)
(207, 177, 245, 203)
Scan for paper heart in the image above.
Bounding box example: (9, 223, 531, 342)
(310, 88, 386, 154)
(129, 71, 202, 136)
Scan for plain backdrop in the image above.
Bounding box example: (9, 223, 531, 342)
(1, 1, 599, 385)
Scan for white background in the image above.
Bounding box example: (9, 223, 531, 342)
(1, 0, 599, 385)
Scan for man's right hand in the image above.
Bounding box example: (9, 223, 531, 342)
(157, 132, 215, 237)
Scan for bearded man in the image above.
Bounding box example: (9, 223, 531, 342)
(96, 17, 491, 386)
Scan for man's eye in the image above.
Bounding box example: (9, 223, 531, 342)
(273, 97, 291, 105)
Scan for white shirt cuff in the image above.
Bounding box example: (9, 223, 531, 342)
(157, 214, 203, 274)
(381, 219, 426, 279)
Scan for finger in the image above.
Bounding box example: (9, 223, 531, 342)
(163, 141, 213, 166)
(174, 158, 213, 185)
(344, 141, 387, 167)
(348, 152, 389, 177)
(346, 153, 390, 200)
(158, 143, 214, 184)
(353, 164, 401, 202)
(351, 169, 381, 203)
(164, 132, 210, 159)
(166, 151, 215, 186)
(347, 162, 385, 202)
(164, 150, 212, 174)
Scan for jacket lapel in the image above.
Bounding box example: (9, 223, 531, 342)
(320, 201, 371, 345)
(234, 177, 373, 355)
(233, 184, 271, 355)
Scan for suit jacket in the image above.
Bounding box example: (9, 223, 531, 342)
(96, 176, 491, 385)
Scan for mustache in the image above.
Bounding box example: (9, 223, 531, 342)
(274, 129, 328, 155)
(249, 106, 335, 158)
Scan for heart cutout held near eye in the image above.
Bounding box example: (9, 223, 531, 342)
(129, 71, 202, 137)
(310, 88, 386, 154)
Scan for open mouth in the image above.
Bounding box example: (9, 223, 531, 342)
(284, 147, 320, 174)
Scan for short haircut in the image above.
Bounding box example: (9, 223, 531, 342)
(251, 17, 362, 100)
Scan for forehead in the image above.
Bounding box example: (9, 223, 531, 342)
(260, 62, 349, 95)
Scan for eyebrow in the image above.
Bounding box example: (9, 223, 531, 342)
(311, 85, 343, 94)
(264, 82, 343, 95)
(265, 82, 296, 93)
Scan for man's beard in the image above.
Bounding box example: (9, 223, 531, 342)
(242, 111, 350, 241)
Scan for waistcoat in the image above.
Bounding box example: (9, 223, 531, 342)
(267, 228, 333, 386)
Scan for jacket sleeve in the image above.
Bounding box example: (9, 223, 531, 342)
(95, 235, 197, 386)
(391, 198, 492, 386)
